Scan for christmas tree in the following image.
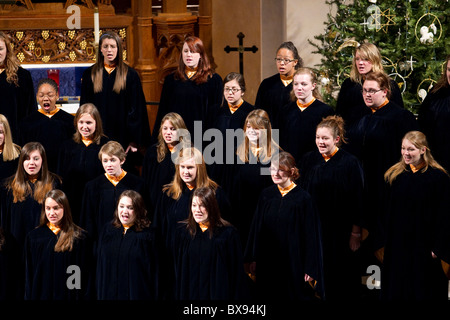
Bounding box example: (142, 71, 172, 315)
(309, 0, 450, 114)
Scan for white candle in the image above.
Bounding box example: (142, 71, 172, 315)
(94, 7, 99, 45)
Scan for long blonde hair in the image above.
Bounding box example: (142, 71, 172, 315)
(384, 131, 448, 185)
(39, 189, 84, 252)
(91, 31, 128, 94)
(236, 109, 280, 163)
(163, 147, 217, 200)
(0, 114, 21, 161)
(0, 32, 20, 86)
(349, 42, 385, 84)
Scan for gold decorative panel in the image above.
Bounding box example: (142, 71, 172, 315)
(4, 27, 127, 64)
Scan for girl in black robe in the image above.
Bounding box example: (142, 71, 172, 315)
(79, 141, 144, 241)
(56, 103, 109, 224)
(335, 42, 404, 132)
(1, 142, 61, 250)
(226, 109, 279, 248)
(174, 187, 249, 300)
(381, 131, 450, 300)
(344, 72, 418, 250)
(24, 189, 94, 300)
(245, 151, 324, 300)
(205, 72, 254, 191)
(0, 142, 61, 298)
(152, 36, 223, 144)
(418, 54, 450, 173)
(255, 41, 303, 128)
(96, 190, 157, 300)
(0, 32, 37, 140)
(152, 147, 231, 299)
(0, 114, 21, 183)
(142, 112, 189, 219)
(80, 31, 150, 171)
(278, 67, 334, 165)
(19, 78, 75, 173)
(299, 115, 364, 300)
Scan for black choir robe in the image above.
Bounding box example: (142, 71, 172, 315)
(226, 151, 274, 248)
(24, 226, 94, 300)
(173, 223, 249, 300)
(278, 99, 334, 165)
(152, 72, 223, 144)
(141, 143, 176, 219)
(254, 73, 292, 128)
(0, 156, 18, 184)
(380, 167, 450, 300)
(19, 109, 75, 173)
(245, 184, 324, 300)
(80, 65, 151, 150)
(0, 177, 62, 249)
(0, 227, 22, 300)
(0, 176, 61, 299)
(299, 148, 364, 300)
(344, 101, 418, 237)
(56, 137, 109, 223)
(79, 173, 145, 240)
(152, 184, 231, 299)
(204, 100, 255, 189)
(336, 78, 404, 131)
(96, 223, 158, 300)
(418, 86, 450, 172)
(0, 66, 37, 139)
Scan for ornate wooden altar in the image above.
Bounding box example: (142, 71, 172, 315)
(0, 0, 210, 131)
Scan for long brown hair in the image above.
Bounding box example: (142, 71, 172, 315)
(174, 36, 214, 84)
(72, 103, 106, 145)
(163, 147, 218, 200)
(236, 109, 280, 163)
(182, 187, 230, 239)
(112, 190, 150, 231)
(384, 131, 448, 185)
(39, 189, 84, 252)
(0, 32, 20, 86)
(6, 142, 59, 204)
(91, 31, 128, 93)
(156, 112, 190, 163)
(0, 113, 21, 161)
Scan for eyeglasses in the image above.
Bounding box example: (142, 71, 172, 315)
(361, 88, 383, 95)
(37, 93, 57, 99)
(275, 58, 295, 64)
(224, 87, 241, 93)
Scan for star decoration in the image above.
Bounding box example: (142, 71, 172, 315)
(371, 8, 396, 33)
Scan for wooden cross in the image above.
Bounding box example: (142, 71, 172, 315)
(224, 32, 258, 76)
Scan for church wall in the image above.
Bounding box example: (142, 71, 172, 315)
(212, 0, 331, 105)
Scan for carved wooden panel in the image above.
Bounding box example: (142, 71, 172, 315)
(4, 27, 127, 64)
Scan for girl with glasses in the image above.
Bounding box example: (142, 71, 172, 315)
(255, 41, 303, 128)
